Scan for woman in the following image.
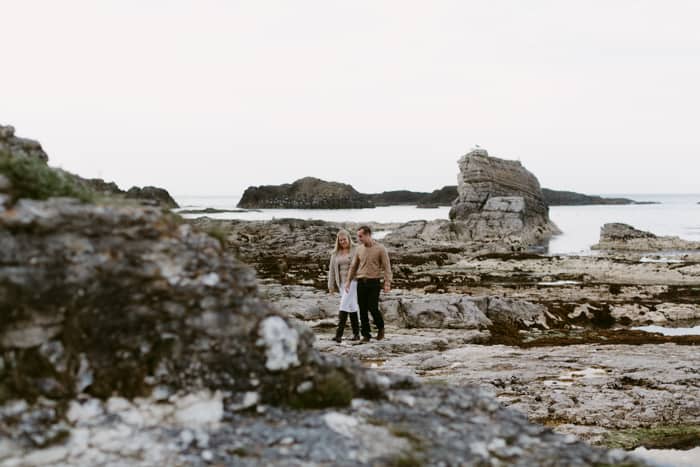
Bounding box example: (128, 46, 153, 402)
(328, 229, 360, 343)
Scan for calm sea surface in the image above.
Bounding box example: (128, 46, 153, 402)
(175, 194, 700, 255)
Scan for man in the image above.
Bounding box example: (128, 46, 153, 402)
(345, 225, 392, 343)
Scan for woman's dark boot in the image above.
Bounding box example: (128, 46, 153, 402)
(349, 313, 360, 340)
(335, 311, 348, 343)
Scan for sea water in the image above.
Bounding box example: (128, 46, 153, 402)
(174, 194, 700, 256)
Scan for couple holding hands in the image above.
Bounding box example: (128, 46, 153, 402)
(327, 225, 392, 344)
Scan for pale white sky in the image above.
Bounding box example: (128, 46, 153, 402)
(2, 1, 699, 196)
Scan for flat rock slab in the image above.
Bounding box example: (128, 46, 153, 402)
(319, 329, 700, 445)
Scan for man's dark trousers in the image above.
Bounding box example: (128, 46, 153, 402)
(357, 278, 384, 339)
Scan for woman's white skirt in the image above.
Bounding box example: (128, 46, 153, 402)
(339, 280, 359, 313)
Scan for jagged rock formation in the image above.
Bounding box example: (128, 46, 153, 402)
(592, 223, 700, 251)
(238, 177, 373, 209)
(449, 149, 559, 244)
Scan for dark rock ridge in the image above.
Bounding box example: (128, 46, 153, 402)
(542, 189, 651, 206)
(367, 190, 430, 206)
(369, 186, 459, 207)
(592, 223, 700, 251)
(449, 149, 559, 244)
(239, 179, 460, 210)
(238, 177, 373, 209)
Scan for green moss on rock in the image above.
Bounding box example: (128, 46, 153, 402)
(0, 151, 94, 202)
(602, 425, 700, 450)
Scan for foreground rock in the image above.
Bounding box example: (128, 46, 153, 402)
(449, 148, 559, 246)
(238, 177, 373, 209)
(592, 223, 700, 252)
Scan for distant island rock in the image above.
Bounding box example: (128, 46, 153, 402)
(238, 181, 462, 210)
(238, 176, 373, 209)
(542, 189, 655, 206)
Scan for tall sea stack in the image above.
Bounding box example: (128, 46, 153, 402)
(449, 148, 559, 243)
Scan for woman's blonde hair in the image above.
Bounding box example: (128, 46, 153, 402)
(333, 229, 354, 254)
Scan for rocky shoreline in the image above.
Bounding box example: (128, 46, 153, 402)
(0, 125, 663, 466)
(190, 215, 700, 458)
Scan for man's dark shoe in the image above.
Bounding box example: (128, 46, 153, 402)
(351, 334, 360, 341)
(333, 336, 342, 343)
(361, 336, 370, 343)
(377, 329, 385, 341)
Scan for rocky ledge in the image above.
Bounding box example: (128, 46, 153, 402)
(592, 223, 700, 252)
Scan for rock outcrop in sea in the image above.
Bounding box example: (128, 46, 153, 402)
(238, 177, 373, 209)
(542, 189, 644, 206)
(0, 124, 651, 465)
(592, 223, 700, 251)
(449, 148, 560, 244)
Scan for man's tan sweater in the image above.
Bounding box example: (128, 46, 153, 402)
(347, 241, 392, 285)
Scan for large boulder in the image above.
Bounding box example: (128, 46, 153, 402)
(449, 149, 559, 244)
(238, 177, 374, 209)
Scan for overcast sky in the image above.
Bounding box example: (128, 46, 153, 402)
(2, 1, 699, 196)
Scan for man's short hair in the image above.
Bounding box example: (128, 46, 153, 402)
(358, 225, 372, 235)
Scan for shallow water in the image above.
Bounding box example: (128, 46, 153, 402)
(174, 194, 700, 255)
(632, 446, 700, 467)
(632, 325, 700, 336)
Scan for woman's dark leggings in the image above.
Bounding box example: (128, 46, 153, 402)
(336, 311, 359, 338)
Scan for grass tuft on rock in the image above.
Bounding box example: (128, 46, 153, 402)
(290, 370, 354, 409)
(0, 151, 94, 202)
(202, 225, 230, 248)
